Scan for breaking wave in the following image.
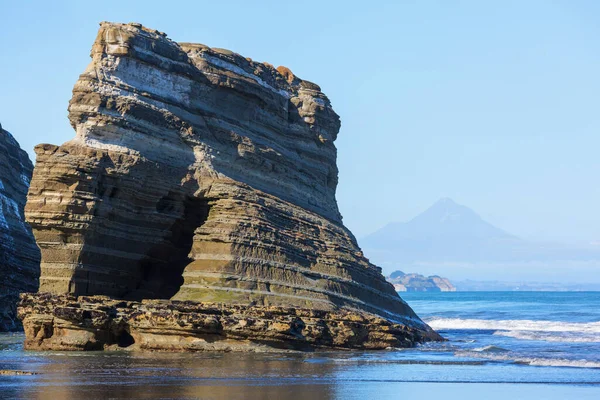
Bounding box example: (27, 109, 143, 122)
(471, 345, 509, 353)
(427, 317, 600, 343)
(427, 318, 600, 333)
(494, 330, 600, 343)
(455, 351, 600, 369)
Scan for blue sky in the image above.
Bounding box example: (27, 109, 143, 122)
(1, 0, 599, 244)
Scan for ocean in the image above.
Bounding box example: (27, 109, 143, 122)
(1, 292, 599, 399)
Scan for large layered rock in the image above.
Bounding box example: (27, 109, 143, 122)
(21, 22, 439, 349)
(0, 123, 40, 331)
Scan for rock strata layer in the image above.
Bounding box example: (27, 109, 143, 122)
(19, 293, 439, 351)
(0, 124, 40, 331)
(22, 22, 439, 348)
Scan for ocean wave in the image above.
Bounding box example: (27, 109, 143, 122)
(520, 358, 600, 368)
(427, 317, 600, 334)
(494, 330, 600, 343)
(328, 359, 486, 366)
(471, 345, 509, 353)
(455, 351, 600, 369)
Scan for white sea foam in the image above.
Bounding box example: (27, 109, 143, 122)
(455, 351, 600, 369)
(427, 317, 600, 334)
(523, 358, 600, 368)
(494, 330, 600, 343)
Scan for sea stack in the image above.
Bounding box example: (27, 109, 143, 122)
(19, 22, 440, 351)
(0, 123, 40, 331)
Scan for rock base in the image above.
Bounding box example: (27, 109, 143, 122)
(18, 293, 442, 352)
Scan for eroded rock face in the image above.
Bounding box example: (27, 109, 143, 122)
(19, 293, 439, 351)
(0, 124, 40, 331)
(22, 22, 437, 346)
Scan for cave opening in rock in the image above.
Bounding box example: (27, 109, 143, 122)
(117, 329, 135, 348)
(126, 193, 210, 300)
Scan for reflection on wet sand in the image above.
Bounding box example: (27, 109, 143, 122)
(3, 333, 600, 400)
(19, 352, 338, 400)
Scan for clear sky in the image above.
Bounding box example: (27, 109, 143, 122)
(1, 0, 599, 245)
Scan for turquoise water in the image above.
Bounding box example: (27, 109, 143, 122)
(1, 292, 599, 399)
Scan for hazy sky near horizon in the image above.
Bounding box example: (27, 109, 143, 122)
(1, 0, 599, 244)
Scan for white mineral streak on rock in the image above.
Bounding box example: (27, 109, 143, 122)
(196, 53, 291, 99)
(0, 196, 11, 230)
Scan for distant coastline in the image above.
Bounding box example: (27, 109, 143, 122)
(386, 270, 456, 292)
(453, 280, 600, 292)
(386, 272, 600, 292)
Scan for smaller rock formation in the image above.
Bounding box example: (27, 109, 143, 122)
(19, 293, 439, 351)
(0, 123, 40, 331)
(387, 271, 456, 292)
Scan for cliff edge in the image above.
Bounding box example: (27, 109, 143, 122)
(0, 123, 40, 331)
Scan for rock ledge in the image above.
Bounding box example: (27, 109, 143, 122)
(19, 293, 441, 352)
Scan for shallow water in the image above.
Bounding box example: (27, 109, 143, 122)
(1, 292, 599, 399)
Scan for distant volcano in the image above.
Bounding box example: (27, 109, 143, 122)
(361, 198, 520, 263)
(360, 198, 600, 280)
